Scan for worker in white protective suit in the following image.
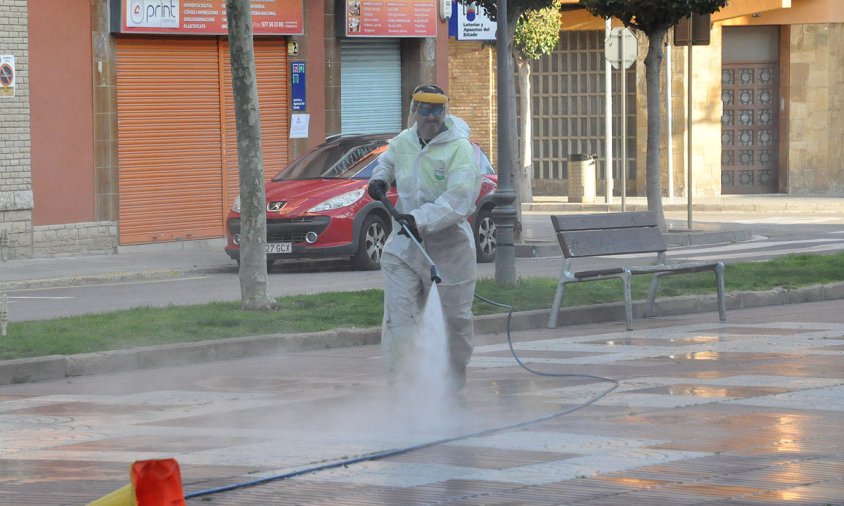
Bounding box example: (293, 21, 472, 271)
(367, 84, 482, 392)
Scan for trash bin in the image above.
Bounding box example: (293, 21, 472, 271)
(567, 153, 596, 203)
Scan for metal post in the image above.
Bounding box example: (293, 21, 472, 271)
(604, 18, 613, 204)
(0, 229, 7, 335)
(493, 0, 516, 285)
(620, 30, 627, 211)
(687, 13, 694, 229)
(666, 36, 674, 199)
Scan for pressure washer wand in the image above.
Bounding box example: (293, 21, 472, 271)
(378, 196, 442, 284)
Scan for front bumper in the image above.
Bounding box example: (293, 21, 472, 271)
(225, 216, 357, 261)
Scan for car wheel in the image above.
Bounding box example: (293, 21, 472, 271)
(351, 214, 389, 270)
(474, 207, 496, 263)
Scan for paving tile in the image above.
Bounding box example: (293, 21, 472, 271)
(3, 304, 844, 504)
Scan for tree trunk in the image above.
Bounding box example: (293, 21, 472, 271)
(516, 57, 533, 205)
(644, 29, 667, 231)
(506, 17, 522, 242)
(226, 0, 277, 311)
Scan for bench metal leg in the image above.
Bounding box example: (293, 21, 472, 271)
(622, 272, 634, 331)
(716, 261, 726, 322)
(547, 280, 567, 328)
(645, 273, 663, 318)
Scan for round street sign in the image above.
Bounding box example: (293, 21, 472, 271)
(605, 27, 637, 70)
(0, 63, 13, 87)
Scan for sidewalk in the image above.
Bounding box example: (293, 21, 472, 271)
(1, 300, 842, 504)
(1, 195, 843, 503)
(1, 194, 841, 290)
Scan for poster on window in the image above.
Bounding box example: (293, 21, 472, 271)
(345, 0, 437, 38)
(113, 0, 304, 35)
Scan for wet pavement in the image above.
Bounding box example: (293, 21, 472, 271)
(1, 300, 842, 505)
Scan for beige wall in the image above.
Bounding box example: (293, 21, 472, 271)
(787, 23, 844, 193)
(634, 27, 723, 199)
(687, 24, 724, 197)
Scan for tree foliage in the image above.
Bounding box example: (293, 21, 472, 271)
(469, 0, 558, 24)
(581, 0, 727, 33)
(514, 1, 562, 60)
(580, 0, 727, 231)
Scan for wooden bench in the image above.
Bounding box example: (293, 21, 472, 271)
(547, 211, 726, 330)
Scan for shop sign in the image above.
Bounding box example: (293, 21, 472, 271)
(0, 55, 15, 98)
(291, 61, 306, 111)
(344, 0, 437, 38)
(112, 0, 304, 35)
(456, 1, 495, 41)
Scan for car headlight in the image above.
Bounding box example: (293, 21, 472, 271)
(308, 188, 365, 213)
(231, 195, 241, 213)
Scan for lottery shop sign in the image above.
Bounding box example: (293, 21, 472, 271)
(111, 0, 304, 35)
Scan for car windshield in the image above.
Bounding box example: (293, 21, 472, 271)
(355, 144, 496, 180)
(273, 137, 389, 181)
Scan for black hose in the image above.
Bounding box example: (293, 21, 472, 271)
(184, 293, 618, 500)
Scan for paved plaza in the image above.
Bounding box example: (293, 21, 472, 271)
(0, 300, 842, 505)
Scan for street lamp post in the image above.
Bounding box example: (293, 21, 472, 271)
(493, 0, 517, 285)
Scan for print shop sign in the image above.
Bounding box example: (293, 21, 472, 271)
(112, 0, 304, 35)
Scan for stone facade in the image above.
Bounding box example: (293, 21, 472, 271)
(788, 23, 844, 193)
(0, 0, 33, 259)
(635, 26, 723, 199)
(32, 222, 117, 257)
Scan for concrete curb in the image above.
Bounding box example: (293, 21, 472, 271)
(523, 200, 844, 214)
(0, 269, 189, 291)
(2, 281, 843, 386)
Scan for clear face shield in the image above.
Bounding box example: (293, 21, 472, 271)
(407, 89, 449, 141)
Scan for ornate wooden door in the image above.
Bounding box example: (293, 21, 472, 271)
(721, 63, 779, 194)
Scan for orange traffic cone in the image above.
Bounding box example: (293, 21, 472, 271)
(88, 458, 185, 506)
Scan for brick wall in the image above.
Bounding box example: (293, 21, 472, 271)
(448, 41, 497, 167)
(0, 0, 33, 259)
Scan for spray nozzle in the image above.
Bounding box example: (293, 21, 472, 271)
(430, 265, 442, 284)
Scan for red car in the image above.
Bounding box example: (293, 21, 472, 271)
(225, 133, 498, 270)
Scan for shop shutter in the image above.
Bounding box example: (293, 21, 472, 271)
(221, 39, 289, 205)
(116, 37, 288, 245)
(117, 38, 223, 244)
(340, 39, 402, 135)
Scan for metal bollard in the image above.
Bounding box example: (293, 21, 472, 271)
(0, 229, 8, 262)
(0, 229, 7, 335)
(0, 293, 7, 336)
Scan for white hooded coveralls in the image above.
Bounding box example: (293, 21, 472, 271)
(370, 115, 482, 386)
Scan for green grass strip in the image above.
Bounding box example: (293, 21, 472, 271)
(2, 252, 842, 361)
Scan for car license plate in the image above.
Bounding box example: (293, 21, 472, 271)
(266, 242, 292, 254)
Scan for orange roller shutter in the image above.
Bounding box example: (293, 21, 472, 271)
(117, 37, 224, 244)
(220, 38, 289, 209)
(116, 37, 289, 245)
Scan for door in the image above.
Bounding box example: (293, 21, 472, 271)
(721, 27, 780, 194)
